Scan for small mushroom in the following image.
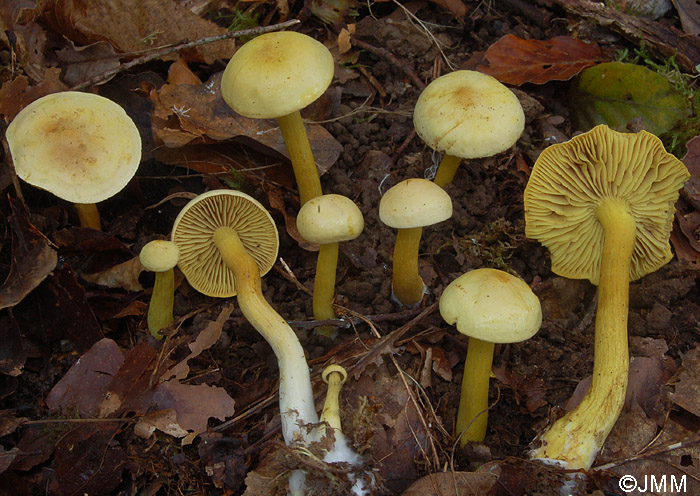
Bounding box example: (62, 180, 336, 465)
(296, 194, 364, 337)
(320, 364, 348, 432)
(221, 31, 334, 206)
(6, 91, 142, 230)
(440, 268, 542, 445)
(139, 240, 180, 339)
(524, 125, 689, 470)
(413, 70, 524, 187)
(379, 178, 452, 306)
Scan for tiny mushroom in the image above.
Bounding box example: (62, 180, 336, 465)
(296, 194, 364, 338)
(440, 268, 542, 446)
(379, 178, 452, 306)
(320, 364, 348, 433)
(139, 240, 180, 339)
(413, 70, 524, 188)
(524, 125, 689, 470)
(221, 31, 334, 206)
(6, 91, 142, 230)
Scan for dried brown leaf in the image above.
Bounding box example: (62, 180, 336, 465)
(478, 34, 604, 86)
(44, 0, 235, 64)
(0, 198, 57, 310)
(82, 256, 145, 292)
(670, 347, 700, 418)
(401, 467, 500, 496)
(55, 40, 121, 87)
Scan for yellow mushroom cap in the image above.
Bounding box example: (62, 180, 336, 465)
(139, 240, 180, 273)
(171, 190, 279, 297)
(296, 194, 364, 244)
(413, 70, 524, 159)
(440, 268, 542, 343)
(379, 178, 453, 229)
(6, 91, 142, 204)
(524, 125, 689, 285)
(221, 31, 334, 119)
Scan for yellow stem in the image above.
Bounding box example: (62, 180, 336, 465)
(75, 203, 101, 230)
(277, 111, 323, 206)
(433, 154, 463, 188)
(531, 198, 635, 470)
(392, 227, 425, 306)
(320, 366, 347, 431)
(313, 242, 339, 338)
(456, 338, 495, 446)
(213, 227, 319, 445)
(147, 269, 174, 339)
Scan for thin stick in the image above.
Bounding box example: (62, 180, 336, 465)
(71, 19, 301, 91)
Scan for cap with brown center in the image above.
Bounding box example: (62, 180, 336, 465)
(171, 190, 279, 297)
(6, 91, 142, 205)
(524, 124, 689, 286)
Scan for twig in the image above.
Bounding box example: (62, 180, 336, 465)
(71, 19, 301, 90)
(350, 36, 426, 90)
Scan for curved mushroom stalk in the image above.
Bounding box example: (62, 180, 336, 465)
(214, 226, 318, 443)
(531, 198, 635, 470)
(277, 111, 323, 206)
(392, 227, 427, 306)
(432, 154, 463, 188)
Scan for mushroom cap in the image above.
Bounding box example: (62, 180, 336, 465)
(171, 190, 279, 298)
(524, 125, 689, 285)
(221, 31, 334, 119)
(413, 70, 524, 159)
(440, 268, 542, 344)
(296, 194, 364, 244)
(6, 91, 142, 204)
(379, 178, 452, 229)
(139, 240, 180, 273)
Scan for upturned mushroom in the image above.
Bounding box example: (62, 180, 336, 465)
(524, 125, 689, 470)
(440, 268, 542, 445)
(139, 240, 180, 339)
(221, 31, 334, 205)
(296, 194, 364, 337)
(6, 91, 142, 230)
(379, 178, 452, 306)
(171, 190, 365, 493)
(413, 70, 524, 188)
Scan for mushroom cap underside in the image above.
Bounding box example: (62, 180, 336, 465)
(171, 189, 279, 297)
(221, 31, 334, 119)
(413, 70, 525, 159)
(439, 268, 542, 343)
(379, 178, 453, 229)
(524, 124, 689, 285)
(6, 91, 142, 204)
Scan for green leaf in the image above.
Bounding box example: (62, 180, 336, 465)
(569, 61, 688, 136)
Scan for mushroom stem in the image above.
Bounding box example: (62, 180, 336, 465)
(148, 269, 175, 338)
(532, 198, 635, 470)
(320, 365, 347, 431)
(313, 242, 340, 338)
(456, 337, 495, 446)
(277, 111, 323, 206)
(392, 227, 426, 306)
(432, 154, 463, 188)
(213, 226, 319, 444)
(75, 202, 102, 230)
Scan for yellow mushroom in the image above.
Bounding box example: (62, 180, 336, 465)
(6, 91, 142, 230)
(413, 70, 524, 188)
(139, 240, 180, 339)
(524, 125, 689, 470)
(221, 32, 334, 206)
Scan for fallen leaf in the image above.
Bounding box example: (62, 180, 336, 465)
(477, 35, 604, 86)
(161, 304, 233, 381)
(266, 185, 317, 250)
(81, 256, 145, 292)
(55, 40, 121, 87)
(569, 61, 689, 135)
(198, 432, 248, 491)
(44, 0, 235, 64)
(670, 347, 700, 418)
(46, 338, 125, 416)
(428, 0, 466, 18)
(0, 315, 26, 376)
(673, 0, 700, 35)
(0, 410, 27, 438)
(400, 466, 500, 495)
(98, 343, 158, 417)
(0, 198, 57, 310)
(0, 70, 67, 121)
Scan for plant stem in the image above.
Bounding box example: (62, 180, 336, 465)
(277, 111, 323, 206)
(313, 242, 339, 338)
(456, 337, 495, 445)
(531, 198, 634, 469)
(392, 227, 426, 306)
(214, 226, 318, 444)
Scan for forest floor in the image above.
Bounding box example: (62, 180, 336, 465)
(1, 0, 700, 495)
